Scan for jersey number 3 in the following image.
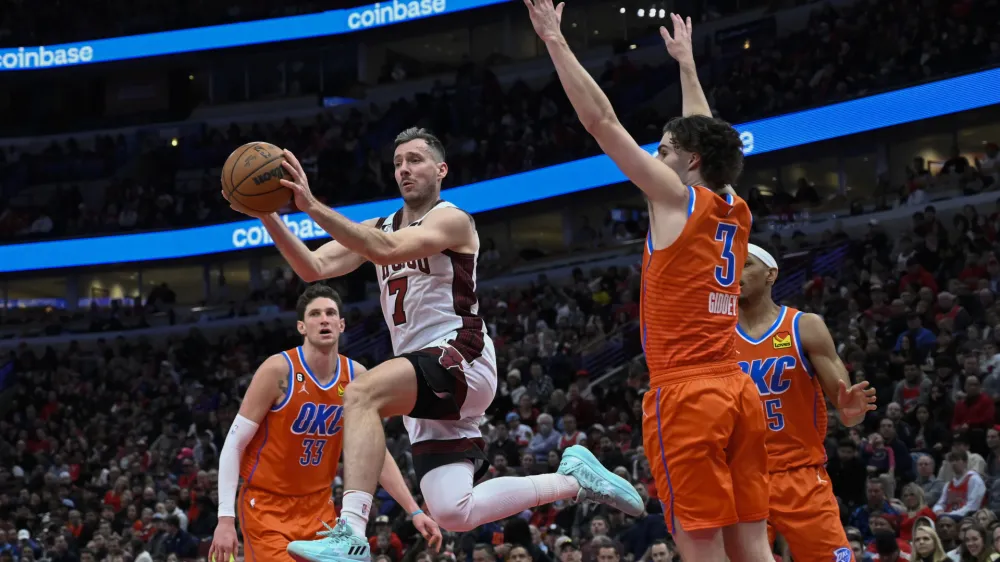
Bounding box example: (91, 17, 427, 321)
(387, 277, 408, 326)
(714, 222, 738, 287)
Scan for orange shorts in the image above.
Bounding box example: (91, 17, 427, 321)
(767, 466, 853, 562)
(238, 486, 337, 562)
(642, 367, 769, 533)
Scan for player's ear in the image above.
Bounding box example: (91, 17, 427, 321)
(766, 268, 779, 286)
(339, 318, 346, 332)
(296, 320, 307, 336)
(437, 161, 449, 182)
(688, 151, 701, 172)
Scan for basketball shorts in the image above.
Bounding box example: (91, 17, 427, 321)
(641, 366, 770, 533)
(399, 340, 498, 485)
(767, 466, 854, 562)
(238, 486, 336, 562)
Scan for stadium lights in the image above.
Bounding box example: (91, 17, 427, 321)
(637, 8, 644, 16)
(659, 9, 666, 18)
(619, 7, 625, 13)
(170, 138, 178, 147)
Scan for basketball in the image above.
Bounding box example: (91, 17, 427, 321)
(221, 141, 293, 213)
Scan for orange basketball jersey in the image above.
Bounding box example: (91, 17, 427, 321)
(641, 186, 752, 379)
(240, 346, 356, 496)
(735, 307, 828, 473)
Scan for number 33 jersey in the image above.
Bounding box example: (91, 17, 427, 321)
(735, 307, 829, 473)
(640, 185, 751, 377)
(239, 347, 356, 496)
(374, 201, 496, 368)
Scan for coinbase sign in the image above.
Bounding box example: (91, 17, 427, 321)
(0, 0, 504, 71)
(1, 66, 999, 272)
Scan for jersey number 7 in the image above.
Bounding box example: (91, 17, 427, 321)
(714, 222, 738, 287)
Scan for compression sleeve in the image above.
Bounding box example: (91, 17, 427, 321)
(218, 414, 260, 518)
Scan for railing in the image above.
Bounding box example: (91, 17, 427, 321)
(772, 243, 850, 302)
(579, 321, 641, 376)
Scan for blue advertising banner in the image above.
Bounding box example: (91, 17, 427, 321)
(1, 67, 998, 272)
(0, 0, 509, 72)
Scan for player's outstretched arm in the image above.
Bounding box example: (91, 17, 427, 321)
(660, 13, 712, 118)
(211, 354, 287, 562)
(260, 214, 371, 282)
(799, 313, 877, 427)
(524, 0, 687, 207)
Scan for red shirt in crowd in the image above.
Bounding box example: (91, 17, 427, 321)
(900, 267, 939, 293)
(952, 393, 996, 431)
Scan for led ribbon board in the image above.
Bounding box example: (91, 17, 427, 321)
(0, 0, 509, 71)
(2, 66, 999, 272)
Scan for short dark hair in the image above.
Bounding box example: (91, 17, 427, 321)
(473, 544, 496, 561)
(661, 115, 744, 191)
(296, 284, 344, 321)
(394, 127, 446, 162)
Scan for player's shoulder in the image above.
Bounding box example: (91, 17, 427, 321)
(426, 202, 475, 225)
(259, 352, 292, 373)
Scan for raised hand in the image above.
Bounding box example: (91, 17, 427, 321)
(523, 0, 565, 43)
(660, 13, 694, 65)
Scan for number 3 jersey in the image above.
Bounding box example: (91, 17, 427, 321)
(641, 186, 750, 378)
(239, 347, 355, 496)
(735, 306, 828, 473)
(374, 201, 496, 368)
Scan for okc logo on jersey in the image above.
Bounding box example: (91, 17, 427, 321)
(290, 402, 344, 436)
(738, 356, 797, 396)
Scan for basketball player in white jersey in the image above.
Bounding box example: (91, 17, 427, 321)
(222, 128, 642, 562)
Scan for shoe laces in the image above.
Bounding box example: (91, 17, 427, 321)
(316, 519, 350, 543)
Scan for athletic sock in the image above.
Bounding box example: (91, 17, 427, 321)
(340, 490, 373, 537)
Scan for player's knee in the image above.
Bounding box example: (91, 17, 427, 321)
(343, 379, 375, 410)
(426, 496, 474, 532)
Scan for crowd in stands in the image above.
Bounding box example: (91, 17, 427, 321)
(3, 0, 1000, 242)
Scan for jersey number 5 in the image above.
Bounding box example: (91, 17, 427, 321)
(714, 222, 738, 287)
(763, 398, 785, 431)
(387, 277, 408, 326)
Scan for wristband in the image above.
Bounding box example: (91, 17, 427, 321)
(411, 509, 424, 517)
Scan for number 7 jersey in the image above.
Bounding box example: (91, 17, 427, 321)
(641, 185, 751, 377)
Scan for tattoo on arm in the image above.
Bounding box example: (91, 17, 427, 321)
(278, 377, 288, 396)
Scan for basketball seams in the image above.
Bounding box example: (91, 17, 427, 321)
(227, 143, 260, 197)
(233, 155, 284, 192)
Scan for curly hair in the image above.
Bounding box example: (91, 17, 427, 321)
(662, 115, 745, 191)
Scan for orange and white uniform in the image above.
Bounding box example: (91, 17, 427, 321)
(640, 186, 769, 533)
(735, 306, 854, 562)
(238, 346, 356, 562)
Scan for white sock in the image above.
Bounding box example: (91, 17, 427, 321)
(340, 490, 373, 537)
(461, 474, 579, 524)
(525, 474, 581, 504)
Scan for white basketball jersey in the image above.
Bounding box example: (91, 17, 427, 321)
(374, 201, 497, 371)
